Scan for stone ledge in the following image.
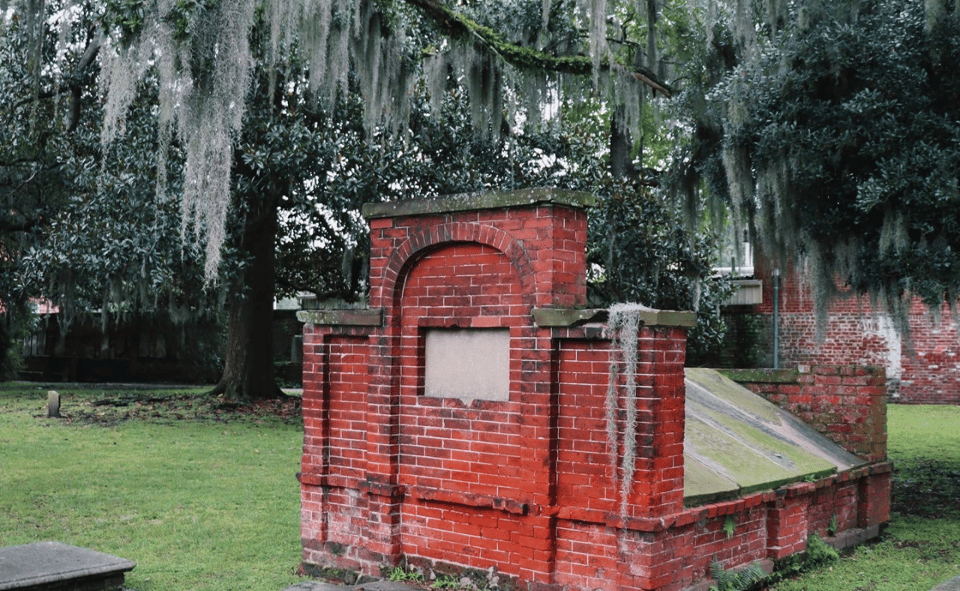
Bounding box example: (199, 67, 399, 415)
(632, 308, 697, 328)
(531, 308, 607, 327)
(297, 309, 383, 327)
(533, 307, 696, 328)
(361, 188, 595, 219)
(719, 368, 801, 384)
(0, 542, 135, 591)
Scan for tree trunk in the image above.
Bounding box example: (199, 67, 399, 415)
(211, 189, 284, 401)
(605, 104, 636, 301)
(610, 104, 634, 181)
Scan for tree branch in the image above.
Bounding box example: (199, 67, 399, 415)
(0, 155, 44, 167)
(13, 30, 101, 129)
(404, 0, 673, 97)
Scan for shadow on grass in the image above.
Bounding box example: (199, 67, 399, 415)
(892, 458, 960, 520)
(1, 383, 302, 427)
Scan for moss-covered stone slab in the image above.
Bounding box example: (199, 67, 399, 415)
(532, 308, 607, 327)
(361, 188, 595, 219)
(683, 450, 740, 506)
(683, 368, 867, 506)
(685, 414, 804, 498)
(296, 309, 383, 327)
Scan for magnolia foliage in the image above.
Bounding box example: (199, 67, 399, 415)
(719, 0, 960, 331)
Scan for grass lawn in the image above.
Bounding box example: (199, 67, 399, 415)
(2, 384, 959, 591)
(0, 383, 304, 591)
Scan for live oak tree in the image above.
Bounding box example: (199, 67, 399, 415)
(4, 0, 754, 395)
(3, 0, 693, 397)
(78, 0, 674, 280)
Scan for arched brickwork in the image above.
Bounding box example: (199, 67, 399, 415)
(378, 222, 537, 312)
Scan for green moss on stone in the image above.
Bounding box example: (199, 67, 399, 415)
(719, 368, 800, 384)
(361, 188, 595, 219)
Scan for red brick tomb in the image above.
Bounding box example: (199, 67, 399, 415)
(296, 189, 891, 591)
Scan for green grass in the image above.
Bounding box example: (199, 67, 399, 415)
(3, 385, 959, 591)
(769, 404, 960, 591)
(0, 383, 304, 591)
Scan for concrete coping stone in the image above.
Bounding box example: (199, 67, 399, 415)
(361, 188, 596, 219)
(532, 307, 696, 328)
(932, 575, 960, 591)
(0, 541, 136, 590)
(297, 309, 383, 327)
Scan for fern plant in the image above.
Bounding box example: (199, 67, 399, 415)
(432, 574, 461, 589)
(804, 533, 839, 568)
(708, 559, 767, 591)
(723, 515, 736, 539)
(386, 566, 424, 583)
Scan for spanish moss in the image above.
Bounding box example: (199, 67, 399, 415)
(606, 303, 646, 521)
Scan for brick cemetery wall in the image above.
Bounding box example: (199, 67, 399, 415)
(739, 254, 960, 404)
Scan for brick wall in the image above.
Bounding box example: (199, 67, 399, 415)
(722, 365, 888, 462)
(297, 190, 891, 591)
(744, 255, 960, 404)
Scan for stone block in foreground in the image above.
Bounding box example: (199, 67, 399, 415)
(0, 542, 135, 591)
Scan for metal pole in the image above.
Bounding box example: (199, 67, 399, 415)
(772, 268, 780, 369)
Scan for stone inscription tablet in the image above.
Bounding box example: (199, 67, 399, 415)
(424, 328, 510, 403)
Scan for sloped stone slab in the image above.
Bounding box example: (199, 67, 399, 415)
(683, 368, 868, 505)
(0, 542, 135, 591)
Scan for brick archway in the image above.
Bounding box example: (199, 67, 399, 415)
(376, 221, 536, 310)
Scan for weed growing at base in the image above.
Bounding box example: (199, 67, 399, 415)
(0, 383, 304, 591)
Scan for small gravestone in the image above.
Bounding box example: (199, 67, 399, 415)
(0, 541, 135, 590)
(46, 391, 60, 419)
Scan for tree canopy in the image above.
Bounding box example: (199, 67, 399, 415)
(64, 0, 673, 279)
(9, 0, 959, 390)
(717, 0, 960, 329)
(2, 0, 732, 390)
